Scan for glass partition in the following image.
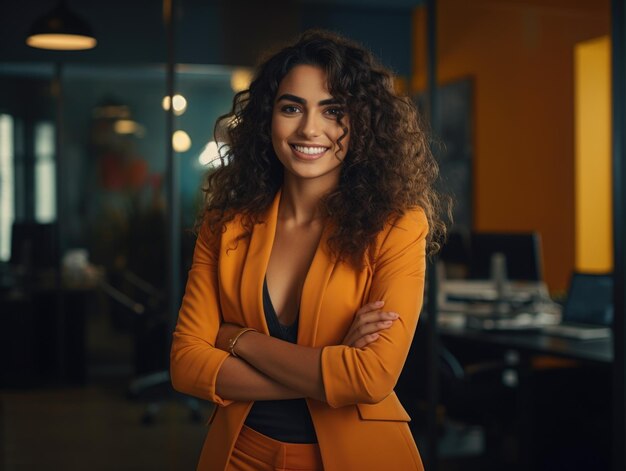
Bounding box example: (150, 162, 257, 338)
(0, 62, 239, 380)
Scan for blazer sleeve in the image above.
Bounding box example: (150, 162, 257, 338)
(170, 221, 233, 406)
(320, 208, 428, 408)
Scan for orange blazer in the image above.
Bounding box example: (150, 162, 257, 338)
(171, 190, 428, 471)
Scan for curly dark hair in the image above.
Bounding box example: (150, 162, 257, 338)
(199, 29, 449, 266)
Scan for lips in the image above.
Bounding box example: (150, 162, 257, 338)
(290, 144, 330, 159)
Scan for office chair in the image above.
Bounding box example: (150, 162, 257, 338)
(396, 318, 519, 468)
(101, 270, 202, 425)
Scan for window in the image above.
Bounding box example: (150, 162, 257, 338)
(34, 121, 56, 223)
(0, 114, 14, 261)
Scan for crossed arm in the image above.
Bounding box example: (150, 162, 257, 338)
(213, 301, 399, 403)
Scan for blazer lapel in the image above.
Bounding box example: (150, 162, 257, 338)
(239, 190, 281, 335)
(298, 224, 337, 347)
(238, 188, 338, 346)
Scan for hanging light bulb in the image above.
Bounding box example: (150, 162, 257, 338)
(26, 0, 97, 51)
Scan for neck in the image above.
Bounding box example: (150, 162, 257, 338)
(279, 175, 337, 225)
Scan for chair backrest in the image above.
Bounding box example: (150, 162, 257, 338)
(563, 272, 613, 326)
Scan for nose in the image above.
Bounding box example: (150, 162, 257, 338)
(298, 111, 322, 138)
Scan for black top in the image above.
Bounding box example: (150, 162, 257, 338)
(243, 277, 318, 443)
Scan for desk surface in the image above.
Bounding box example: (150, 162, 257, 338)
(440, 326, 613, 364)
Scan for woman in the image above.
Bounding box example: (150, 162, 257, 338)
(171, 30, 446, 471)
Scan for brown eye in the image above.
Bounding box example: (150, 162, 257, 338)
(281, 105, 301, 114)
(325, 107, 344, 118)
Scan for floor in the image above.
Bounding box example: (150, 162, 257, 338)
(1, 296, 214, 471)
(1, 382, 212, 470)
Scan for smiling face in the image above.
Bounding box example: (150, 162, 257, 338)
(271, 64, 349, 188)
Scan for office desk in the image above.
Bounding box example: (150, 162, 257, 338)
(439, 325, 613, 364)
(434, 323, 612, 470)
(1, 281, 94, 387)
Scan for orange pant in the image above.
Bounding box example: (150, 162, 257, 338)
(227, 425, 324, 471)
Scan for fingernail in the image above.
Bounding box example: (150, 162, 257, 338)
(390, 312, 399, 319)
(374, 300, 384, 306)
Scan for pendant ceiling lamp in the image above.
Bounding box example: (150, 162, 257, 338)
(26, 0, 97, 51)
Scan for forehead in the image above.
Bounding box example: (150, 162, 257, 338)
(276, 64, 332, 99)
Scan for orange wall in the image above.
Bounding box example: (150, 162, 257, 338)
(412, 0, 609, 292)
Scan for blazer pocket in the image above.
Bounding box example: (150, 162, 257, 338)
(356, 392, 411, 422)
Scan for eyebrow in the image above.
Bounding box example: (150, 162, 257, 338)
(276, 94, 340, 106)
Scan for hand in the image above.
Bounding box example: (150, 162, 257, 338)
(215, 322, 244, 352)
(342, 301, 399, 349)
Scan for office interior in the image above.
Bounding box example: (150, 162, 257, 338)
(0, 0, 623, 470)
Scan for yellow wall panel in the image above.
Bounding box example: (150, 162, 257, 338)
(574, 36, 612, 272)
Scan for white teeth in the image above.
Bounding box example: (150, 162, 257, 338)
(293, 145, 327, 155)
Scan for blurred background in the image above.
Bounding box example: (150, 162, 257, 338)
(0, 0, 620, 470)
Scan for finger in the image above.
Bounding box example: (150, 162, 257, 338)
(356, 318, 394, 338)
(353, 333, 380, 349)
(354, 310, 399, 328)
(345, 312, 397, 345)
(343, 307, 398, 347)
(355, 300, 385, 316)
(347, 319, 395, 347)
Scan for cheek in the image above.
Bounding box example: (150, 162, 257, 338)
(271, 115, 290, 143)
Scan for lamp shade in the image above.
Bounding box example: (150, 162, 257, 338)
(26, 1, 97, 51)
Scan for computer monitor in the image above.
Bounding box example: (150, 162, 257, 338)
(10, 222, 58, 270)
(468, 232, 543, 281)
(439, 231, 470, 265)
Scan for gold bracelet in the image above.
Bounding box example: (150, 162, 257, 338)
(227, 327, 256, 358)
